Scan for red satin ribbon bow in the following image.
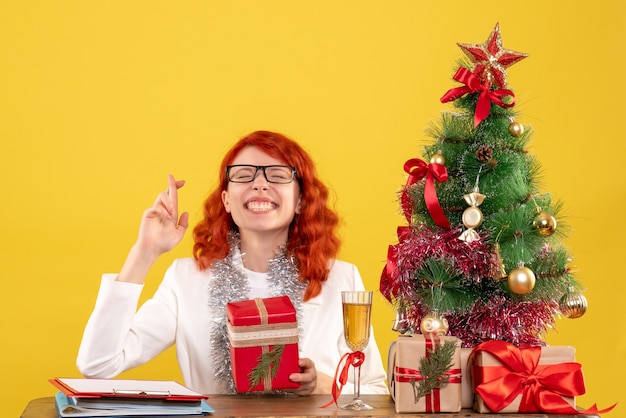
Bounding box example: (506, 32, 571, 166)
(383, 158, 451, 301)
(440, 67, 516, 128)
(321, 351, 365, 408)
(471, 340, 616, 415)
(401, 158, 450, 230)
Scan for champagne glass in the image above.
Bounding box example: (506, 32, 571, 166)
(341, 290, 373, 410)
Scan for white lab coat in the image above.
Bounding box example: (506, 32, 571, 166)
(77, 257, 389, 395)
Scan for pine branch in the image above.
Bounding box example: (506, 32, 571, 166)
(415, 258, 471, 311)
(410, 339, 457, 403)
(248, 344, 285, 390)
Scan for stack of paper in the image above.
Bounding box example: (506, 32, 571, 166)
(49, 378, 214, 417)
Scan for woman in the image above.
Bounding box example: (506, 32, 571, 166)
(76, 130, 388, 396)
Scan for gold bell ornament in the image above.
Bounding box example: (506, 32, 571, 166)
(559, 286, 588, 319)
(420, 312, 449, 337)
(391, 302, 410, 334)
(491, 242, 508, 281)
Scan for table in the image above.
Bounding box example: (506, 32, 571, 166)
(21, 394, 599, 417)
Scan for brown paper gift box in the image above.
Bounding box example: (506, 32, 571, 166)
(471, 344, 576, 413)
(460, 347, 473, 409)
(388, 334, 462, 413)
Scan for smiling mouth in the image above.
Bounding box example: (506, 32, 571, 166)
(246, 201, 276, 212)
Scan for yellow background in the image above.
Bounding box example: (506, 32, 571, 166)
(1, 1, 624, 416)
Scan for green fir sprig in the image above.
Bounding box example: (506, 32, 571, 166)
(410, 339, 457, 403)
(414, 258, 473, 312)
(248, 344, 285, 391)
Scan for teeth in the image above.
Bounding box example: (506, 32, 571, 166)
(246, 201, 274, 211)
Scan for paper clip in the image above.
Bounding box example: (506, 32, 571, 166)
(113, 389, 171, 396)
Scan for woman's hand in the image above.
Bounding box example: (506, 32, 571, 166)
(287, 358, 333, 396)
(116, 174, 189, 284)
(136, 174, 189, 257)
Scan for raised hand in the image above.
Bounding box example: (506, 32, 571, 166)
(116, 174, 189, 284)
(136, 174, 189, 257)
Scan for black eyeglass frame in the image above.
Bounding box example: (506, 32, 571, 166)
(226, 164, 298, 184)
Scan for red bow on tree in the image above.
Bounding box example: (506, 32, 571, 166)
(401, 158, 450, 230)
(440, 67, 516, 128)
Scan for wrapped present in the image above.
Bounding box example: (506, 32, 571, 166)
(226, 296, 300, 393)
(388, 334, 462, 413)
(460, 347, 474, 409)
(471, 340, 582, 414)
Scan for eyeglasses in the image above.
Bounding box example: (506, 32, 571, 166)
(226, 165, 298, 184)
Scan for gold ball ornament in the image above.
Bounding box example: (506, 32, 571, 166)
(430, 153, 445, 165)
(420, 312, 449, 336)
(507, 266, 536, 295)
(559, 289, 588, 319)
(533, 211, 557, 236)
(508, 121, 524, 137)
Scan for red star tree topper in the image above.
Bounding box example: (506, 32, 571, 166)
(457, 23, 528, 88)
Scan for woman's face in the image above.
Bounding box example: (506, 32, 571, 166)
(221, 146, 301, 242)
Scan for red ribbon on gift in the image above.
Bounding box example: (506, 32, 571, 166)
(440, 67, 516, 128)
(321, 351, 365, 408)
(470, 340, 616, 415)
(401, 158, 451, 230)
(394, 337, 461, 412)
(395, 367, 462, 412)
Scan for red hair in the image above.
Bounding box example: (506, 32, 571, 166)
(192, 131, 341, 301)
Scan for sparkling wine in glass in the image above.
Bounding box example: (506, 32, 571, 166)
(341, 290, 373, 410)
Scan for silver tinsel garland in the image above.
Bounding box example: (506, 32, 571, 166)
(208, 233, 306, 393)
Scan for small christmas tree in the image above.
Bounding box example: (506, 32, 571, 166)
(381, 23, 588, 347)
